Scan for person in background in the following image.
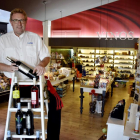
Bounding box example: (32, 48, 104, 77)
(0, 8, 62, 140)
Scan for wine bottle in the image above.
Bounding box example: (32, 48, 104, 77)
(15, 103, 23, 135)
(31, 78, 39, 108)
(36, 131, 40, 140)
(13, 77, 20, 108)
(6, 57, 39, 80)
(26, 102, 34, 135)
(7, 130, 12, 140)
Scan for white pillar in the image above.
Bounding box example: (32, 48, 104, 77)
(43, 20, 51, 72)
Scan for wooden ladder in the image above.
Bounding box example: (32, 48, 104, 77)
(4, 72, 48, 140)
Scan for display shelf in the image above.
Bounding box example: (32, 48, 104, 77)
(114, 59, 133, 61)
(114, 63, 133, 65)
(0, 90, 10, 94)
(115, 68, 134, 70)
(78, 53, 94, 55)
(135, 77, 140, 81)
(80, 58, 94, 59)
(114, 55, 134, 56)
(136, 85, 140, 89)
(77, 48, 136, 75)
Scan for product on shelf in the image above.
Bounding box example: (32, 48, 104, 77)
(110, 99, 125, 120)
(31, 78, 39, 108)
(26, 102, 34, 135)
(13, 77, 20, 108)
(7, 130, 12, 140)
(36, 131, 40, 140)
(15, 103, 23, 135)
(6, 57, 39, 80)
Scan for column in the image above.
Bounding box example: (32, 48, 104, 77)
(43, 20, 51, 71)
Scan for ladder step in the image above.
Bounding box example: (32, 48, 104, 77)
(11, 129, 47, 138)
(20, 98, 48, 103)
(34, 115, 48, 119)
(9, 107, 42, 112)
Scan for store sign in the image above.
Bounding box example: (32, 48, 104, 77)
(96, 31, 134, 40)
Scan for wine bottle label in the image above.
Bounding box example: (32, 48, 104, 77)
(31, 92, 36, 104)
(19, 64, 30, 74)
(26, 116, 31, 129)
(16, 116, 23, 129)
(13, 90, 20, 98)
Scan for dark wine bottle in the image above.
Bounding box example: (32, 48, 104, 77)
(26, 102, 34, 135)
(6, 56, 39, 80)
(13, 77, 20, 108)
(15, 103, 23, 135)
(31, 78, 39, 108)
(36, 131, 40, 140)
(7, 130, 12, 140)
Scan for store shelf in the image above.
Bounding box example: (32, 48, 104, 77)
(115, 68, 134, 70)
(78, 53, 94, 55)
(114, 59, 133, 61)
(114, 55, 134, 56)
(0, 90, 10, 94)
(80, 58, 94, 59)
(136, 77, 140, 81)
(136, 85, 140, 89)
(114, 63, 133, 65)
(82, 62, 94, 63)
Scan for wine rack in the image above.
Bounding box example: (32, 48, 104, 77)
(4, 72, 48, 140)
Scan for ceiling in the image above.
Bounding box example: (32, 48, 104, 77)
(0, 0, 118, 21)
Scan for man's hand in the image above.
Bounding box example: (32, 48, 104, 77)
(9, 63, 18, 72)
(33, 65, 45, 76)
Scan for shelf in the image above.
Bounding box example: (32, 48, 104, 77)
(0, 90, 10, 94)
(80, 58, 94, 59)
(78, 53, 94, 55)
(114, 63, 133, 65)
(82, 62, 94, 63)
(114, 59, 133, 61)
(136, 85, 140, 89)
(136, 77, 140, 81)
(85, 66, 94, 67)
(114, 55, 134, 56)
(117, 73, 131, 74)
(115, 68, 135, 70)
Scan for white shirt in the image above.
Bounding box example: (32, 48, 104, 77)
(0, 31, 50, 79)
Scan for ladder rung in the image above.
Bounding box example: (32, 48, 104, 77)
(9, 107, 42, 112)
(18, 81, 40, 85)
(11, 129, 47, 138)
(20, 98, 48, 103)
(34, 115, 48, 119)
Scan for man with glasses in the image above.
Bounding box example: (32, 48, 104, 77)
(0, 8, 50, 77)
(0, 8, 62, 140)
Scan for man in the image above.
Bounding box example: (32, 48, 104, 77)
(0, 8, 50, 78)
(0, 8, 62, 140)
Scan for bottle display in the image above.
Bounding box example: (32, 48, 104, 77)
(15, 103, 23, 135)
(7, 130, 12, 140)
(36, 131, 40, 140)
(6, 57, 39, 80)
(31, 78, 39, 108)
(13, 77, 20, 108)
(26, 102, 34, 135)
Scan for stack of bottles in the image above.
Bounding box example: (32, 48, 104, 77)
(7, 76, 40, 137)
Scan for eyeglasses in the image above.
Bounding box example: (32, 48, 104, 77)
(11, 19, 26, 24)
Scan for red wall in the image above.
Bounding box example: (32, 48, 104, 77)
(25, 17, 43, 37)
(51, 0, 140, 38)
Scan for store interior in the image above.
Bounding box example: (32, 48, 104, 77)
(0, 0, 140, 140)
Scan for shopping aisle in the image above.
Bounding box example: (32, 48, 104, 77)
(0, 80, 134, 140)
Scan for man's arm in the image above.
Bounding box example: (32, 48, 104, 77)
(33, 57, 50, 76)
(0, 63, 18, 72)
